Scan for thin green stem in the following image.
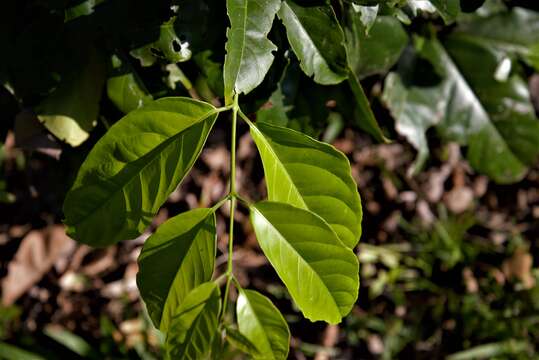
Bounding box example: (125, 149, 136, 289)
(220, 94, 239, 321)
(238, 108, 254, 127)
(216, 104, 234, 113)
(210, 195, 230, 212)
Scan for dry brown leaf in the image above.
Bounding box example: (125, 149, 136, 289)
(502, 248, 535, 289)
(2, 225, 74, 305)
(445, 186, 474, 214)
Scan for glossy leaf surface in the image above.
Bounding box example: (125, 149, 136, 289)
(383, 38, 539, 182)
(249, 122, 362, 248)
(346, 14, 408, 78)
(137, 208, 216, 332)
(223, 0, 281, 104)
(278, 1, 348, 85)
(165, 282, 221, 360)
(237, 289, 290, 360)
(63, 98, 218, 246)
(455, 7, 539, 70)
(250, 201, 359, 324)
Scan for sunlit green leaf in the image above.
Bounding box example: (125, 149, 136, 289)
(137, 208, 216, 332)
(223, 0, 281, 104)
(250, 201, 359, 324)
(237, 289, 290, 360)
(278, 1, 348, 85)
(63, 98, 218, 246)
(249, 122, 362, 248)
(165, 282, 221, 360)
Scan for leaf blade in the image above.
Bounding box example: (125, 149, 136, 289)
(165, 282, 221, 360)
(278, 1, 348, 85)
(223, 0, 281, 104)
(249, 122, 362, 249)
(63, 97, 218, 246)
(237, 289, 290, 360)
(137, 208, 216, 332)
(250, 201, 359, 324)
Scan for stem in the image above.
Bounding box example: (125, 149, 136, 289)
(211, 195, 230, 212)
(220, 94, 239, 321)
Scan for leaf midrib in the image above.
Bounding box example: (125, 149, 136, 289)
(230, 0, 249, 94)
(239, 291, 276, 359)
(251, 125, 307, 209)
(252, 206, 340, 315)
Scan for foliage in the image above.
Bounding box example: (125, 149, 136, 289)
(1, 0, 539, 358)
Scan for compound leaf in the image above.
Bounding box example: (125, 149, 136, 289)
(165, 282, 221, 360)
(223, 0, 281, 104)
(237, 289, 290, 360)
(137, 208, 216, 332)
(250, 201, 359, 324)
(63, 98, 218, 246)
(249, 121, 362, 248)
(278, 1, 348, 85)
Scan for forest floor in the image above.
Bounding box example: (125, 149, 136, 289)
(1, 108, 539, 359)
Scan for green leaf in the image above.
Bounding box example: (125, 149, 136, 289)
(0, 342, 45, 360)
(250, 201, 359, 324)
(352, 4, 379, 35)
(348, 70, 389, 143)
(345, 14, 408, 78)
(36, 47, 106, 147)
(343, 8, 394, 143)
(137, 208, 216, 332)
(249, 121, 362, 248)
(278, 1, 348, 85)
(383, 37, 539, 183)
(237, 289, 290, 360)
(106, 54, 152, 114)
(224, 326, 261, 357)
(165, 282, 221, 360)
(193, 51, 224, 98)
(44, 325, 95, 358)
(223, 0, 281, 104)
(455, 7, 539, 71)
(382, 71, 446, 174)
(130, 18, 191, 67)
(63, 98, 218, 246)
(428, 0, 460, 23)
